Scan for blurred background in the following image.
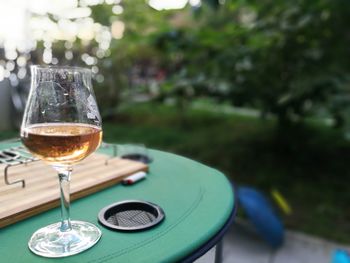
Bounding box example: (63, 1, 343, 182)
(0, 0, 349, 261)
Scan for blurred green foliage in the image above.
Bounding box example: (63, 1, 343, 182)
(91, 0, 350, 128)
(152, 0, 350, 126)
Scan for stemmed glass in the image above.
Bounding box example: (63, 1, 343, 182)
(21, 66, 103, 257)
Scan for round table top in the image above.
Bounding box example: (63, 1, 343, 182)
(0, 142, 235, 263)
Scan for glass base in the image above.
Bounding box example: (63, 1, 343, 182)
(28, 220, 102, 258)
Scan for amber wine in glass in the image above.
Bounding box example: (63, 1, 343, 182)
(21, 66, 103, 258)
(22, 123, 102, 165)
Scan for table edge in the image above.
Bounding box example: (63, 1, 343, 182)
(180, 181, 238, 263)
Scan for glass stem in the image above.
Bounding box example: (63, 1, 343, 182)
(57, 167, 73, 232)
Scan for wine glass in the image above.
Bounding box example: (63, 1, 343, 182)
(21, 66, 103, 257)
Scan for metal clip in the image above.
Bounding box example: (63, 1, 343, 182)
(1, 146, 39, 188)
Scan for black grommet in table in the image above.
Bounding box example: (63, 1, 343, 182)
(98, 200, 165, 231)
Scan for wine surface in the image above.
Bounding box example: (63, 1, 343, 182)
(21, 123, 102, 166)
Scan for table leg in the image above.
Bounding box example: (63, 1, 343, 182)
(215, 239, 223, 263)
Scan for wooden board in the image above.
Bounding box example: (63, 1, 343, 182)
(0, 153, 148, 228)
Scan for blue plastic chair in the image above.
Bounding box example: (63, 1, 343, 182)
(237, 186, 284, 247)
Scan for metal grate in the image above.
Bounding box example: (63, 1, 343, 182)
(107, 210, 156, 227)
(0, 150, 20, 163)
(0, 146, 33, 164)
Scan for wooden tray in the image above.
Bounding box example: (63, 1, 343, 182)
(0, 152, 148, 228)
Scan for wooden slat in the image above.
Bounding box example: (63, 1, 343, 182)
(0, 153, 148, 228)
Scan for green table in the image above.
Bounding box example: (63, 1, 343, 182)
(0, 141, 235, 263)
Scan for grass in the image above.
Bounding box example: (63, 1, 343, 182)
(2, 102, 349, 243)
